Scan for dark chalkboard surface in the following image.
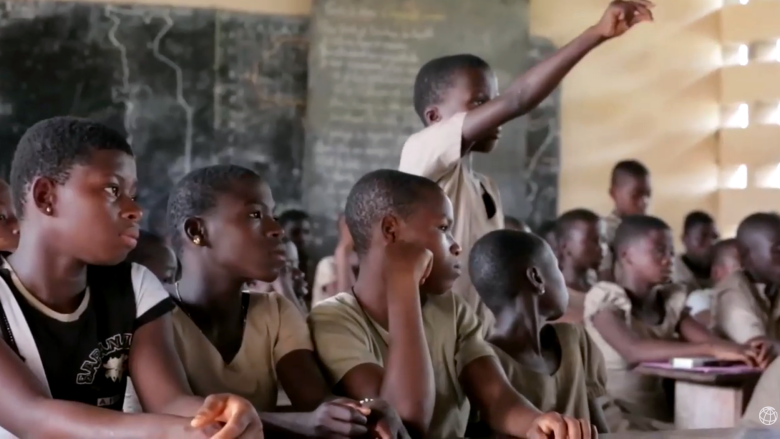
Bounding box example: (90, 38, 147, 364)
(0, 1, 308, 218)
(303, 0, 530, 251)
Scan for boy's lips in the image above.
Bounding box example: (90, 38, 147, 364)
(120, 229, 139, 248)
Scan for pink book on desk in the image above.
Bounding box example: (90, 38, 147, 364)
(641, 362, 761, 374)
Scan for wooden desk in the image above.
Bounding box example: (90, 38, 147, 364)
(604, 427, 780, 438)
(635, 365, 762, 430)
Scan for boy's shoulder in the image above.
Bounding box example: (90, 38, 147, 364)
(712, 269, 751, 295)
(309, 292, 367, 326)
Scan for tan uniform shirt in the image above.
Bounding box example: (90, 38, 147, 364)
(309, 291, 495, 438)
(399, 113, 504, 332)
(741, 357, 780, 429)
(599, 211, 622, 274)
(712, 270, 780, 344)
(584, 281, 687, 422)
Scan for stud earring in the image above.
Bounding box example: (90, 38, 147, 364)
(192, 236, 202, 245)
(45, 206, 52, 214)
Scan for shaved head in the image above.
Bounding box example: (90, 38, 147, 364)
(736, 213, 780, 284)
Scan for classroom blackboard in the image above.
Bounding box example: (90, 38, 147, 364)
(0, 1, 308, 217)
(303, 0, 530, 252)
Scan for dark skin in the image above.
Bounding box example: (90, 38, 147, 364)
(128, 238, 178, 285)
(0, 150, 260, 438)
(332, 215, 359, 299)
(488, 237, 608, 433)
(342, 189, 598, 438)
(608, 174, 651, 218)
(0, 179, 19, 252)
(282, 218, 312, 278)
(559, 219, 604, 293)
(591, 229, 762, 368)
(681, 221, 720, 279)
(176, 175, 403, 438)
(424, 1, 654, 161)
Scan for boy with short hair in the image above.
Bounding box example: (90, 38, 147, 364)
(686, 238, 740, 327)
(554, 209, 604, 323)
(278, 209, 313, 279)
(126, 230, 178, 285)
(470, 229, 610, 432)
(0, 117, 260, 437)
(599, 160, 652, 280)
(713, 213, 780, 356)
(310, 169, 596, 438)
(674, 211, 719, 290)
(312, 215, 358, 306)
(0, 178, 19, 252)
(399, 1, 653, 330)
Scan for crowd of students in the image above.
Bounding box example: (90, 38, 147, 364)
(0, 0, 778, 438)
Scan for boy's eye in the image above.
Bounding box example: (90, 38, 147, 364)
(249, 211, 263, 219)
(0, 214, 5, 221)
(439, 225, 449, 232)
(105, 186, 120, 197)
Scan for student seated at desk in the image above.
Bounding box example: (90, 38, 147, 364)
(312, 215, 358, 306)
(686, 239, 740, 327)
(129, 164, 402, 438)
(246, 237, 309, 316)
(0, 117, 261, 437)
(713, 213, 780, 358)
(674, 211, 720, 291)
(309, 169, 597, 438)
(554, 209, 604, 323)
(584, 215, 761, 422)
(0, 178, 19, 253)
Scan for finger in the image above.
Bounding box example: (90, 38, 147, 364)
(337, 399, 372, 416)
(327, 403, 369, 424)
(192, 395, 227, 428)
(548, 414, 567, 439)
(324, 418, 369, 436)
(565, 417, 582, 439)
(579, 419, 592, 439)
(592, 424, 599, 438)
(236, 421, 264, 439)
(211, 413, 252, 439)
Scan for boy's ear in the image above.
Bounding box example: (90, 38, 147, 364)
(183, 217, 208, 247)
(30, 176, 57, 216)
(423, 106, 442, 125)
(379, 215, 400, 244)
(525, 266, 545, 296)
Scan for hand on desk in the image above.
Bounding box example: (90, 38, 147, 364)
(191, 393, 263, 438)
(526, 412, 597, 439)
(708, 342, 763, 368)
(748, 338, 779, 369)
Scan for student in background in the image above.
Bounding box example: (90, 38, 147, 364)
(554, 209, 604, 324)
(470, 229, 609, 433)
(247, 238, 309, 316)
(278, 209, 313, 282)
(125, 230, 178, 285)
(312, 215, 358, 306)
(504, 215, 531, 232)
(674, 211, 720, 290)
(0, 178, 19, 252)
(0, 117, 260, 437)
(584, 215, 761, 422)
(538, 220, 559, 255)
(310, 169, 596, 438)
(399, 1, 653, 332)
(600, 160, 652, 281)
(162, 165, 403, 437)
(686, 238, 740, 327)
(712, 213, 780, 357)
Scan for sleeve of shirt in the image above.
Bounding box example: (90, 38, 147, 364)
(453, 295, 495, 376)
(584, 282, 632, 325)
(579, 327, 608, 400)
(714, 286, 766, 344)
(741, 357, 780, 427)
(398, 112, 465, 182)
(308, 301, 382, 385)
(271, 293, 313, 363)
(130, 263, 175, 329)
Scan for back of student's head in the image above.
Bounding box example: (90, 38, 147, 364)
(413, 54, 490, 125)
(613, 215, 671, 256)
(126, 229, 177, 284)
(710, 238, 740, 282)
(470, 229, 566, 318)
(736, 212, 780, 284)
(609, 159, 651, 216)
(555, 208, 603, 269)
(10, 116, 133, 220)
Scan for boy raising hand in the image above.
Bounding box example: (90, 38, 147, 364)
(399, 0, 654, 331)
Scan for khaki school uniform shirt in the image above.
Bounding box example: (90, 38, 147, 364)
(492, 323, 607, 421)
(599, 211, 622, 274)
(399, 113, 504, 333)
(309, 291, 495, 438)
(712, 270, 780, 344)
(173, 292, 313, 412)
(584, 281, 687, 422)
(741, 357, 780, 429)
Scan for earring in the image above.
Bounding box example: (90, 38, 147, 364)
(45, 206, 52, 214)
(192, 236, 201, 245)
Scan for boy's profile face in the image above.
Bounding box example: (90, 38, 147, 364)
(140, 243, 178, 285)
(535, 244, 569, 320)
(283, 219, 312, 255)
(395, 191, 461, 295)
(431, 67, 499, 153)
(282, 240, 308, 299)
(561, 219, 604, 270)
(196, 177, 286, 284)
(711, 246, 741, 283)
(0, 180, 19, 252)
(621, 229, 674, 287)
(741, 225, 780, 285)
(43, 150, 141, 265)
(610, 175, 651, 216)
(682, 221, 719, 265)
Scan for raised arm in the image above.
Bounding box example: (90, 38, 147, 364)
(461, 0, 654, 149)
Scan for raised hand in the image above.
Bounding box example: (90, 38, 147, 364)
(190, 394, 263, 438)
(593, 0, 654, 39)
(527, 412, 597, 438)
